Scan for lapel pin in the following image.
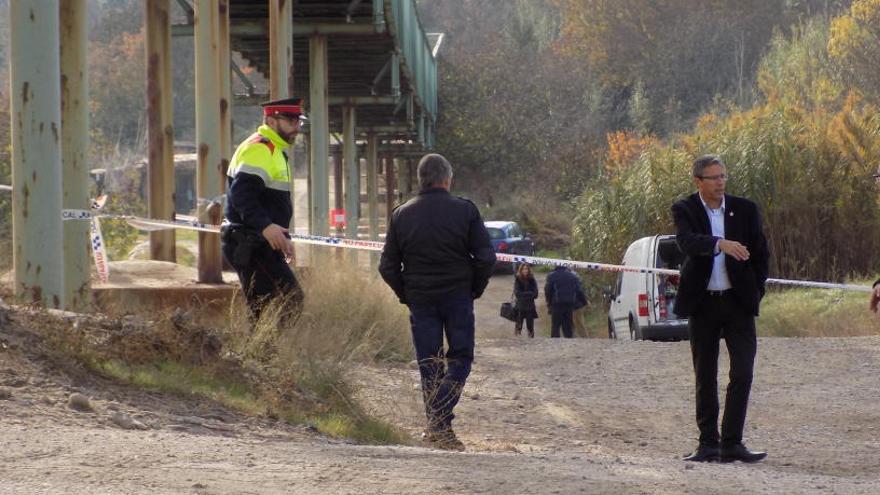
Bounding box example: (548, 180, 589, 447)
(729, 211, 734, 217)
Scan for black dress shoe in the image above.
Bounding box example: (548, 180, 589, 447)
(721, 443, 767, 463)
(683, 444, 720, 462)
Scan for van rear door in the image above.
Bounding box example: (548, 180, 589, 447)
(653, 235, 686, 323)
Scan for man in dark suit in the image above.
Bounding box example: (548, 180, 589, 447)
(672, 155, 769, 463)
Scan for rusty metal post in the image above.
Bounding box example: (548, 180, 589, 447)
(366, 134, 379, 241)
(309, 35, 329, 236)
(333, 150, 343, 212)
(60, 0, 91, 310)
(269, 0, 295, 232)
(342, 106, 359, 241)
(385, 156, 397, 225)
(10, 0, 64, 308)
(366, 135, 379, 269)
(219, 0, 232, 171)
(399, 158, 410, 201)
(269, 0, 293, 100)
(145, 0, 176, 263)
(194, 0, 223, 282)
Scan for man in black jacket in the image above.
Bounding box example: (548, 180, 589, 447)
(379, 153, 496, 451)
(544, 265, 586, 338)
(672, 155, 769, 464)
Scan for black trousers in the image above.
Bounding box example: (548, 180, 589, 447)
(688, 291, 757, 447)
(550, 304, 575, 338)
(407, 293, 475, 430)
(514, 312, 534, 337)
(222, 239, 303, 323)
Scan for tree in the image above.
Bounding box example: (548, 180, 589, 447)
(828, 0, 880, 105)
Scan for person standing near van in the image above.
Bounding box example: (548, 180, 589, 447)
(513, 264, 539, 338)
(544, 265, 586, 338)
(672, 155, 769, 464)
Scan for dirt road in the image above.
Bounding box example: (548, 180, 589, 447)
(2, 274, 880, 494)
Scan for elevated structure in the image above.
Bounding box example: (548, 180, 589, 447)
(7, 0, 439, 308)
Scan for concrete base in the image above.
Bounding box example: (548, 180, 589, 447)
(92, 260, 240, 319)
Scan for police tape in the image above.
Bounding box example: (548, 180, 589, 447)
(0, 184, 12, 192)
(61, 209, 873, 294)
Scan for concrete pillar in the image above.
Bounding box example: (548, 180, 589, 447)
(309, 35, 329, 236)
(145, 0, 176, 263)
(60, 0, 91, 310)
(10, 0, 64, 308)
(343, 106, 359, 240)
(194, 0, 224, 283)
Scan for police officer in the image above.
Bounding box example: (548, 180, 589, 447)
(379, 153, 496, 451)
(222, 97, 305, 323)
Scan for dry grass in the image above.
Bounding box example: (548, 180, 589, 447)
(757, 283, 879, 337)
(12, 261, 413, 445)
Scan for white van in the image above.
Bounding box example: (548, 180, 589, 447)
(607, 235, 689, 341)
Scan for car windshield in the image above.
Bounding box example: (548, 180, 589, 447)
(486, 228, 506, 240)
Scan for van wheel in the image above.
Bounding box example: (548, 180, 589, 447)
(607, 319, 616, 339)
(629, 318, 643, 341)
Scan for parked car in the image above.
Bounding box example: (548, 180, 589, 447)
(484, 221, 536, 273)
(606, 235, 689, 341)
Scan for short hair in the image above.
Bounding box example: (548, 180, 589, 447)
(417, 153, 453, 189)
(692, 155, 725, 178)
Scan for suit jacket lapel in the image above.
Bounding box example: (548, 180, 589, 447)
(690, 193, 711, 234)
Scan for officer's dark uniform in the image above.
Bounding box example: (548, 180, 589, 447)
(222, 98, 304, 322)
(544, 265, 585, 338)
(379, 186, 496, 433)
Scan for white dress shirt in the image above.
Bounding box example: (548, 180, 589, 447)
(699, 194, 732, 291)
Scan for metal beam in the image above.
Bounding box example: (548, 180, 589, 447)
(145, 0, 176, 264)
(60, 0, 90, 310)
(346, 0, 364, 23)
(391, 52, 400, 98)
(370, 55, 392, 95)
(235, 94, 398, 106)
(356, 125, 415, 135)
(194, 0, 224, 283)
(11, 0, 64, 307)
(172, 21, 384, 37)
(230, 61, 255, 96)
(309, 35, 330, 236)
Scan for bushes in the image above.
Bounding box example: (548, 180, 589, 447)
(571, 16, 880, 284)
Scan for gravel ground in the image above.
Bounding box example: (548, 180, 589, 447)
(2, 274, 879, 494)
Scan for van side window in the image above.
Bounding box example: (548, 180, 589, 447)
(615, 272, 623, 296)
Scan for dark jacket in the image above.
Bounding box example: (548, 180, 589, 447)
(378, 188, 497, 304)
(671, 193, 769, 317)
(514, 276, 539, 318)
(544, 266, 585, 308)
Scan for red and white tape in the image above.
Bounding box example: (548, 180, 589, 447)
(60, 209, 873, 293)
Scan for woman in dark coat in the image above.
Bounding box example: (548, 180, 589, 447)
(513, 263, 539, 337)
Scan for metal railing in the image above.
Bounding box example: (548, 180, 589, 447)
(381, 0, 438, 143)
